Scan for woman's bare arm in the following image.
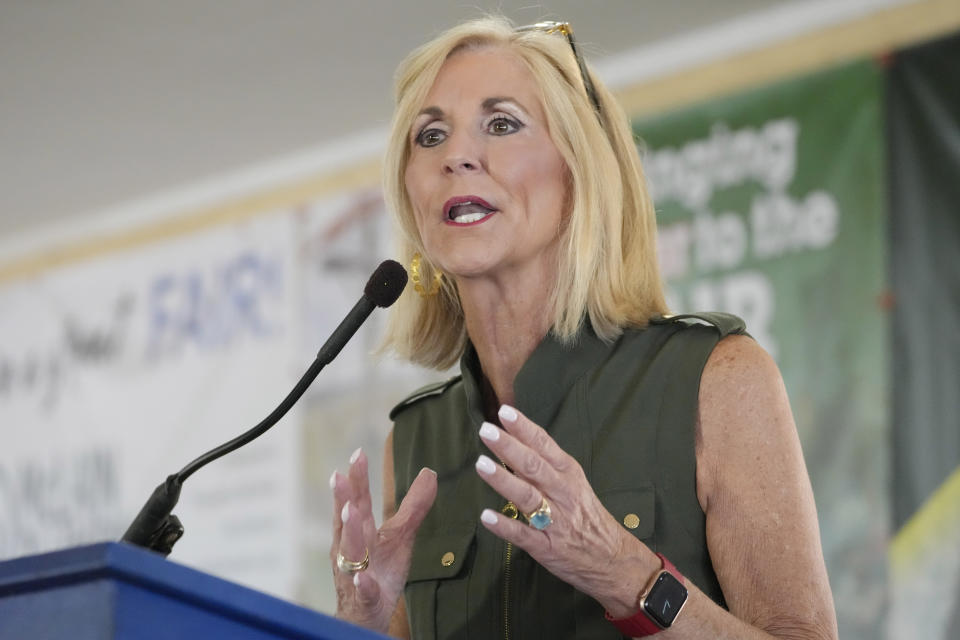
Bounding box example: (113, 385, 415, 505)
(674, 334, 838, 639)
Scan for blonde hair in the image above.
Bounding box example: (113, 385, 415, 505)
(382, 16, 668, 370)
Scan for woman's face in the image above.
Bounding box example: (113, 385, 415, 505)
(404, 46, 568, 283)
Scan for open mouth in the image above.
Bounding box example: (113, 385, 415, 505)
(444, 198, 498, 225)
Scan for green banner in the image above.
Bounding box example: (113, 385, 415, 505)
(634, 60, 887, 639)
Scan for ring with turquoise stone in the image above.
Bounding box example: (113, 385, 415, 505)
(524, 496, 553, 530)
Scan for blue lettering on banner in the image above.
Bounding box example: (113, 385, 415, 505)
(0, 249, 284, 411)
(146, 251, 283, 359)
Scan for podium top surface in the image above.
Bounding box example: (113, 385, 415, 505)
(0, 542, 387, 640)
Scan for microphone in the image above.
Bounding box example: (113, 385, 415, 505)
(317, 258, 408, 365)
(121, 259, 408, 555)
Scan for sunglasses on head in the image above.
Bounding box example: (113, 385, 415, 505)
(515, 21, 602, 118)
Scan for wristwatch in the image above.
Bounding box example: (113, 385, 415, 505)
(605, 553, 688, 636)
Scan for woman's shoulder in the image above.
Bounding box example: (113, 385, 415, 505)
(388, 375, 463, 421)
(646, 312, 747, 339)
(701, 333, 781, 409)
(611, 311, 750, 374)
(696, 331, 794, 489)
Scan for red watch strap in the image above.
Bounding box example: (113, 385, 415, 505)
(659, 554, 681, 580)
(604, 607, 663, 636)
(604, 553, 684, 637)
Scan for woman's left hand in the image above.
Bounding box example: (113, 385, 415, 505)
(475, 404, 658, 617)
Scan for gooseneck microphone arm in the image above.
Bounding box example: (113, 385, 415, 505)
(177, 294, 375, 483)
(121, 260, 408, 556)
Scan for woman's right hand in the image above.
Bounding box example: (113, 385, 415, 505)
(329, 448, 437, 634)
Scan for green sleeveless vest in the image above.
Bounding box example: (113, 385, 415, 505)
(391, 313, 744, 639)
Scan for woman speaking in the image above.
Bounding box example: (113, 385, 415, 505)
(328, 16, 838, 640)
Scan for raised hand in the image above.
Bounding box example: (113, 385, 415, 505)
(474, 405, 658, 618)
(329, 448, 437, 633)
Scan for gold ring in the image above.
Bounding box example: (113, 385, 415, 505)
(336, 548, 370, 573)
(523, 496, 553, 530)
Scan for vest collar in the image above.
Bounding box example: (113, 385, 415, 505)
(459, 321, 611, 429)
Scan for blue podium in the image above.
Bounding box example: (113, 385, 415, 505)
(0, 542, 389, 639)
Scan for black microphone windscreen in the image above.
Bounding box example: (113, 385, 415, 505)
(364, 259, 409, 307)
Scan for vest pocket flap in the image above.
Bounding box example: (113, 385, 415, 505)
(600, 485, 655, 540)
(407, 529, 475, 583)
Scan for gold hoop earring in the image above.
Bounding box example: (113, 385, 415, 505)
(410, 252, 443, 297)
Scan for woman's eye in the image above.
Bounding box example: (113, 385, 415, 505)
(487, 116, 520, 135)
(416, 128, 446, 147)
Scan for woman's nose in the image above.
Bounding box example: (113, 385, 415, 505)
(444, 157, 478, 174)
(442, 133, 483, 175)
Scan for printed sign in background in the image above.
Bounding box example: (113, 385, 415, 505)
(635, 60, 888, 640)
(0, 214, 305, 596)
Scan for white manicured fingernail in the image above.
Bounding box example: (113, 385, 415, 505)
(498, 405, 518, 423)
(329, 471, 338, 490)
(349, 447, 362, 464)
(421, 467, 436, 477)
(481, 509, 499, 525)
(341, 502, 350, 523)
(353, 572, 360, 588)
(479, 422, 500, 441)
(475, 455, 497, 475)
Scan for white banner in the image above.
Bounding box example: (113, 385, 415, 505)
(0, 212, 301, 597)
